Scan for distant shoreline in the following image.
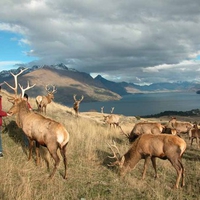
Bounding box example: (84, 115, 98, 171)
(142, 109, 200, 118)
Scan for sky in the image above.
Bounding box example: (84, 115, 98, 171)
(1, 0, 200, 85)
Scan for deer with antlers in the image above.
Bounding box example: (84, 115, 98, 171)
(107, 134, 187, 189)
(119, 121, 164, 142)
(5, 69, 70, 179)
(73, 94, 84, 116)
(36, 85, 57, 114)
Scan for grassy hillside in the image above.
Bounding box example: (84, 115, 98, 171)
(0, 90, 200, 200)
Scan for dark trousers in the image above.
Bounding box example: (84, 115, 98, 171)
(0, 127, 3, 153)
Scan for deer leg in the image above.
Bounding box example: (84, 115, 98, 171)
(197, 137, 200, 148)
(142, 156, 150, 179)
(190, 137, 193, 146)
(60, 143, 69, 179)
(169, 158, 183, 189)
(151, 157, 158, 178)
(48, 146, 60, 179)
(28, 140, 34, 161)
(35, 141, 41, 166)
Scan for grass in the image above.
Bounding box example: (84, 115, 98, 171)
(0, 90, 200, 200)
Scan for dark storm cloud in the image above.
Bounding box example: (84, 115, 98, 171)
(1, 0, 200, 84)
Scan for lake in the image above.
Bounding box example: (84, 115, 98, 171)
(79, 92, 200, 116)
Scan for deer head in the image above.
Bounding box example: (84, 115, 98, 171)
(45, 85, 57, 99)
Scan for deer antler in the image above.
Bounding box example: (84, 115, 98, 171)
(80, 95, 84, 102)
(118, 125, 130, 139)
(45, 85, 57, 94)
(19, 81, 36, 98)
(4, 68, 28, 97)
(73, 94, 84, 102)
(0, 82, 5, 87)
(106, 140, 121, 166)
(52, 85, 57, 94)
(111, 107, 115, 114)
(73, 94, 77, 101)
(101, 106, 104, 113)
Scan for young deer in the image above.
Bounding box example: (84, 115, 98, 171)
(36, 85, 57, 114)
(5, 69, 70, 179)
(107, 134, 186, 189)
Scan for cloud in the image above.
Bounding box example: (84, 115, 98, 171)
(0, 61, 22, 70)
(1, 0, 200, 84)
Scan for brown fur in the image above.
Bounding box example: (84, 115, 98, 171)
(166, 117, 193, 134)
(7, 99, 70, 179)
(109, 134, 186, 189)
(73, 95, 84, 116)
(36, 93, 54, 114)
(188, 124, 200, 148)
(103, 114, 120, 128)
(128, 122, 164, 142)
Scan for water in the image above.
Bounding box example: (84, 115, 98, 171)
(79, 92, 200, 116)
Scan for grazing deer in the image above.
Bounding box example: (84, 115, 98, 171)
(36, 85, 57, 114)
(107, 134, 187, 189)
(103, 114, 120, 128)
(119, 122, 164, 143)
(73, 94, 84, 116)
(5, 70, 70, 179)
(188, 124, 200, 148)
(166, 117, 193, 135)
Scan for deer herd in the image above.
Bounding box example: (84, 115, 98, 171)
(1, 68, 200, 189)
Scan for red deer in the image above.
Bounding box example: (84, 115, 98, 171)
(166, 117, 193, 135)
(73, 94, 84, 116)
(36, 85, 57, 114)
(120, 121, 164, 143)
(107, 134, 187, 189)
(5, 70, 70, 179)
(103, 114, 120, 128)
(188, 124, 200, 148)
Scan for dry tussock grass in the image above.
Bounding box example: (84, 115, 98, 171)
(0, 90, 200, 200)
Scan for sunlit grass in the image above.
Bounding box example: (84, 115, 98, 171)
(0, 90, 199, 200)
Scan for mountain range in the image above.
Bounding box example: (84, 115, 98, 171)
(1, 63, 200, 106)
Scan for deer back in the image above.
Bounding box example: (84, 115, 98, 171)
(128, 122, 164, 142)
(167, 118, 193, 133)
(104, 114, 119, 124)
